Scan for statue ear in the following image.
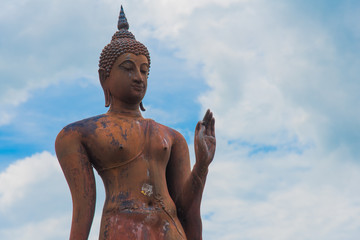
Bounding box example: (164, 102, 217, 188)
(98, 68, 107, 86)
(98, 68, 111, 107)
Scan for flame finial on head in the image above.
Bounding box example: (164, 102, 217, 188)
(111, 5, 135, 40)
(118, 5, 129, 30)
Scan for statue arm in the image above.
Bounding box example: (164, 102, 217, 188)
(167, 110, 216, 240)
(55, 129, 96, 240)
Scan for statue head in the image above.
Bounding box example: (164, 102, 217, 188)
(99, 6, 150, 110)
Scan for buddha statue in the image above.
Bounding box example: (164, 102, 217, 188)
(55, 6, 215, 240)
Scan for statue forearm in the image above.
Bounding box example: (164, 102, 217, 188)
(66, 167, 96, 240)
(69, 199, 96, 240)
(177, 164, 209, 240)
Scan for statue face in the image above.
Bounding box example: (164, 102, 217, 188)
(106, 53, 149, 105)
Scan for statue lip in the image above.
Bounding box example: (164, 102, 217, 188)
(131, 83, 145, 92)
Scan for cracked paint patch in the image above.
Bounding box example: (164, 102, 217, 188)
(141, 183, 153, 196)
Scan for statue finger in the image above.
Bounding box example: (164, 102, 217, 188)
(204, 109, 213, 127)
(208, 111, 213, 121)
(202, 109, 210, 124)
(196, 121, 206, 138)
(211, 117, 215, 137)
(206, 113, 213, 136)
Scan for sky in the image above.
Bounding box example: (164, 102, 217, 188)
(0, 0, 360, 239)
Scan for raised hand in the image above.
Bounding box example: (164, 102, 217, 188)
(194, 109, 216, 170)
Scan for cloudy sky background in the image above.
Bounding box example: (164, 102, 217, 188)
(1, 0, 360, 239)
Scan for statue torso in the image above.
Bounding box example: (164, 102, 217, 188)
(64, 114, 186, 240)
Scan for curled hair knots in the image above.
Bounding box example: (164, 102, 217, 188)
(99, 39, 150, 78)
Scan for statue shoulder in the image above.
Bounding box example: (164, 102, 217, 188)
(151, 120, 187, 145)
(60, 114, 108, 135)
(56, 114, 108, 145)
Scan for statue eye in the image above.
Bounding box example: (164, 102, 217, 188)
(140, 66, 149, 75)
(120, 64, 133, 71)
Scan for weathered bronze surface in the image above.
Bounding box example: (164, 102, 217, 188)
(55, 6, 216, 240)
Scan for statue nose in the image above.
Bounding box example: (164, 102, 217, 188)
(133, 78, 143, 85)
(133, 68, 144, 83)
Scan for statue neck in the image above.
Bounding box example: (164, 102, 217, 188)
(107, 99, 142, 118)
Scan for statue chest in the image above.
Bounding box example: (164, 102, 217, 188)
(84, 119, 172, 171)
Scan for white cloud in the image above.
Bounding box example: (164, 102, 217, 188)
(0, 151, 59, 210)
(0, 216, 69, 240)
(201, 145, 360, 240)
(0, 151, 104, 240)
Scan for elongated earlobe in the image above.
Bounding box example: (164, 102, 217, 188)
(140, 102, 146, 111)
(105, 89, 111, 107)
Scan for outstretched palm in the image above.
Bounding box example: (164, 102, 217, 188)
(195, 109, 216, 168)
